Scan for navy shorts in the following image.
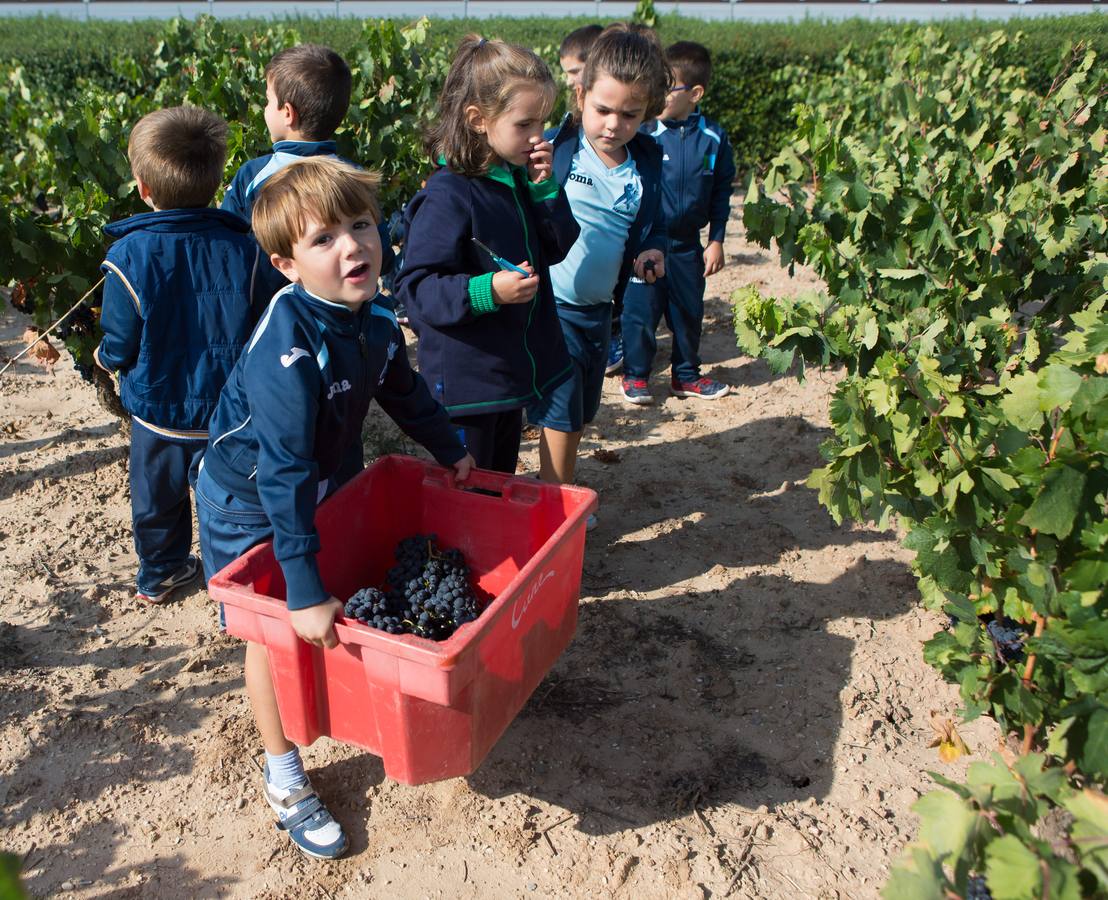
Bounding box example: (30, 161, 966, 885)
(194, 464, 272, 586)
(527, 302, 612, 433)
(194, 464, 273, 628)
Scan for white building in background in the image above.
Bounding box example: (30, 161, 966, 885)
(0, 0, 1102, 22)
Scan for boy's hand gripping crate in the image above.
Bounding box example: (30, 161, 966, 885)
(208, 455, 597, 785)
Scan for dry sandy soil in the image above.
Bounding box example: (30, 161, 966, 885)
(0, 204, 999, 899)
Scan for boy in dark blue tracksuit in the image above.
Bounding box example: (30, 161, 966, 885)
(620, 41, 737, 405)
(196, 157, 473, 861)
(94, 106, 282, 603)
(221, 44, 394, 275)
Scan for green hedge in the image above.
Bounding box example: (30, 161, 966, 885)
(1, 12, 1105, 172)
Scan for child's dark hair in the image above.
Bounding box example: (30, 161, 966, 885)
(559, 24, 603, 62)
(579, 23, 672, 121)
(666, 41, 712, 90)
(128, 106, 227, 209)
(265, 44, 352, 141)
(425, 36, 556, 178)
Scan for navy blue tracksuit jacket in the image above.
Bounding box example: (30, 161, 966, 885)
(97, 207, 279, 436)
(222, 139, 394, 276)
(201, 285, 466, 609)
(394, 162, 579, 417)
(622, 111, 736, 382)
(96, 206, 284, 592)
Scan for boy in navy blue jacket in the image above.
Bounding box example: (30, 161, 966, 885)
(196, 157, 473, 860)
(94, 106, 280, 603)
(620, 41, 737, 405)
(221, 43, 394, 274)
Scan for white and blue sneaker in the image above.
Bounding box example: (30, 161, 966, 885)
(263, 768, 348, 860)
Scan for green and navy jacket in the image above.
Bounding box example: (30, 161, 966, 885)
(644, 111, 736, 244)
(96, 208, 282, 439)
(548, 115, 668, 305)
(201, 284, 466, 610)
(221, 139, 394, 275)
(393, 161, 579, 416)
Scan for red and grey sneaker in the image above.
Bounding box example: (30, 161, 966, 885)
(620, 376, 654, 406)
(670, 376, 730, 400)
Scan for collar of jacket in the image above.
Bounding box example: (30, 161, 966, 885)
(271, 139, 339, 157)
(288, 282, 378, 334)
(482, 161, 527, 189)
(551, 116, 659, 185)
(104, 207, 250, 239)
(434, 155, 526, 191)
(659, 109, 703, 131)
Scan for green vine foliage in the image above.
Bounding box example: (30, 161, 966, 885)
(632, 0, 658, 31)
(0, 15, 446, 385)
(737, 26, 1107, 898)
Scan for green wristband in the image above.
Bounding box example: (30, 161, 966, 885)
(468, 272, 498, 315)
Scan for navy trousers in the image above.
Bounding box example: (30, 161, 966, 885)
(129, 423, 205, 593)
(451, 408, 524, 474)
(621, 240, 705, 383)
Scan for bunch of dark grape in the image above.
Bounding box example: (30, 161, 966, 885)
(985, 618, 1026, 665)
(343, 534, 483, 641)
(343, 586, 405, 634)
(965, 874, 992, 900)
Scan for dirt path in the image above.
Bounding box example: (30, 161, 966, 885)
(0, 205, 999, 899)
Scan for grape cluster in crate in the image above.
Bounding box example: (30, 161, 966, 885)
(344, 534, 484, 641)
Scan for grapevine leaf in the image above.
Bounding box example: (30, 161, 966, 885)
(882, 846, 947, 900)
(0, 853, 26, 900)
(1064, 789, 1108, 879)
(1019, 465, 1087, 539)
(1078, 707, 1108, 779)
(878, 268, 926, 280)
(913, 790, 977, 858)
(1000, 372, 1043, 431)
(1037, 365, 1083, 412)
(980, 467, 1019, 492)
(862, 316, 879, 350)
(984, 835, 1040, 900)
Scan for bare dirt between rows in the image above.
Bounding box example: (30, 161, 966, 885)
(0, 204, 999, 899)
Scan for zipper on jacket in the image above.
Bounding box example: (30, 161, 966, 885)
(680, 125, 688, 235)
(358, 331, 369, 397)
(507, 174, 542, 397)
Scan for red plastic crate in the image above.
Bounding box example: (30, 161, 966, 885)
(208, 455, 597, 785)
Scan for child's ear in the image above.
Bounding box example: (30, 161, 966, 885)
(283, 101, 300, 131)
(135, 177, 156, 210)
(464, 105, 486, 134)
(691, 85, 706, 105)
(271, 253, 300, 284)
(574, 83, 585, 110)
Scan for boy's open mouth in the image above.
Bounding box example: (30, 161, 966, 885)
(345, 263, 371, 281)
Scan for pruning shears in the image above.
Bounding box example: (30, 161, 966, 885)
(472, 238, 531, 277)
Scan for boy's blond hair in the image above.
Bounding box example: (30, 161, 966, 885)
(127, 106, 227, 209)
(252, 157, 381, 259)
(265, 44, 352, 141)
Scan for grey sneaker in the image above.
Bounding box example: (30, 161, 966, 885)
(135, 555, 200, 604)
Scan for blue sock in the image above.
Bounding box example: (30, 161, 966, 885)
(264, 747, 306, 792)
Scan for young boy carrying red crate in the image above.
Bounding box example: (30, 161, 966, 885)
(195, 157, 473, 859)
